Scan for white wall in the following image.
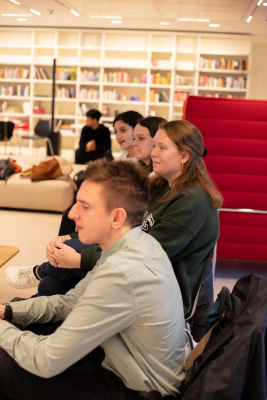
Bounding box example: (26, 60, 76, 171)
(250, 35, 267, 100)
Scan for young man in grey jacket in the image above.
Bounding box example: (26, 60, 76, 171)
(0, 159, 186, 400)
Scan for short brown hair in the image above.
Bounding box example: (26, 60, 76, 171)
(81, 159, 150, 227)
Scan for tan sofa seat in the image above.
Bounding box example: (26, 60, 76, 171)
(0, 157, 86, 212)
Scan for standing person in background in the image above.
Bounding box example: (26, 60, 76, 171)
(113, 110, 143, 160)
(75, 109, 112, 164)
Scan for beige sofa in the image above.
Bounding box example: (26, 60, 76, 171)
(0, 156, 86, 212)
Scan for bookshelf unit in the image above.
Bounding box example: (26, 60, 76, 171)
(0, 28, 251, 151)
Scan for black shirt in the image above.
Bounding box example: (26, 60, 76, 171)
(79, 124, 111, 160)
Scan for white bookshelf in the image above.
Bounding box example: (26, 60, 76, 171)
(0, 28, 251, 149)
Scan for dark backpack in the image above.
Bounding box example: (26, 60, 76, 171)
(0, 159, 14, 180)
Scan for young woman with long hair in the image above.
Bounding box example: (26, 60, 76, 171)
(143, 119, 223, 340)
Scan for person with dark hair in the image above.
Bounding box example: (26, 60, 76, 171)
(133, 116, 167, 171)
(0, 159, 186, 400)
(57, 110, 143, 237)
(74, 109, 112, 164)
(113, 110, 143, 160)
(5, 110, 144, 296)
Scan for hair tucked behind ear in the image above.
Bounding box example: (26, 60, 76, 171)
(150, 120, 223, 208)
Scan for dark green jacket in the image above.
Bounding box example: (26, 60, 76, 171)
(71, 182, 220, 315)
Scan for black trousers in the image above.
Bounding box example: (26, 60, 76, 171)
(0, 322, 147, 400)
(189, 256, 214, 342)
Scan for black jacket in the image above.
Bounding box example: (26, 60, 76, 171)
(79, 124, 111, 160)
(181, 274, 267, 400)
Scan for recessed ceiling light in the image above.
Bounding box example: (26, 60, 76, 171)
(177, 18, 195, 21)
(209, 24, 220, 27)
(90, 15, 122, 19)
(9, 0, 20, 4)
(263, 2, 267, 4)
(160, 22, 170, 25)
(1, 14, 32, 17)
(177, 18, 210, 22)
(30, 9, 41, 16)
(70, 9, 79, 17)
(247, 15, 252, 22)
(111, 20, 122, 24)
(18, 18, 27, 21)
(257, 0, 263, 5)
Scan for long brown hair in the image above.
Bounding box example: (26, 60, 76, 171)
(150, 120, 223, 208)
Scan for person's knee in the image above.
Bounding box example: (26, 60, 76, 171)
(38, 276, 79, 297)
(38, 277, 59, 296)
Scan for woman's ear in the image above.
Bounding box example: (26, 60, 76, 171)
(182, 152, 190, 163)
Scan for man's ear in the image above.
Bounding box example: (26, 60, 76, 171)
(111, 208, 128, 229)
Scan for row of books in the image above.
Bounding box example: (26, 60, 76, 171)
(149, 90, 169, 103)
(81, 70, 100, 82)
(0, 85, 30, 97)
(103, 90, 126, 101)
(175, 74, 191, 86)
(199, 75, 247, 89)
(0, 101, 7, 113)
(60, 125, 74, 135)
(34, 66, 49, 80)
(102, 90, 146, 102)
(150, 73, 171, 85)
(199, 57, 248, 71)
(55, 86, 76, 98)
(204, 94, 243, 99)
(79, 89, 99, 100)
(78, 103, 91, 116)
(55, 67, 77, 81)
(0, 101, 20, 113)
(103, 71, 147, 84)
(0, 67, 30, 80)
(174, 91, 189, 102)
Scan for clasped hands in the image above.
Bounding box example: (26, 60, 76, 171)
(46, 235, 81, 269)
(85, 139, 96, 152)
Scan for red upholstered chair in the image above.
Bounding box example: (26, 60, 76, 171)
(183, 96, 267, 260)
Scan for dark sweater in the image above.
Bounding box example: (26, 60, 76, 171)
(71, 182, 220, 315)
(78, 124, 111, 160)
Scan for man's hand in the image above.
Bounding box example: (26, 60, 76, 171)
(0, 304, 6, 320)
(85, 140, 96, 152)
(46, 235, 71, 264)
(48, 239, 81, 269)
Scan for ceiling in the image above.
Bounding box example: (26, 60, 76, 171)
(1, 0, 267, 36)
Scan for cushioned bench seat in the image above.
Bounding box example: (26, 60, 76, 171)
(0, 157, 86, 212)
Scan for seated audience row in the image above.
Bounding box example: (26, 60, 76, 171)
(5, 113, 223, 341)
(0, 110, 223, 400)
